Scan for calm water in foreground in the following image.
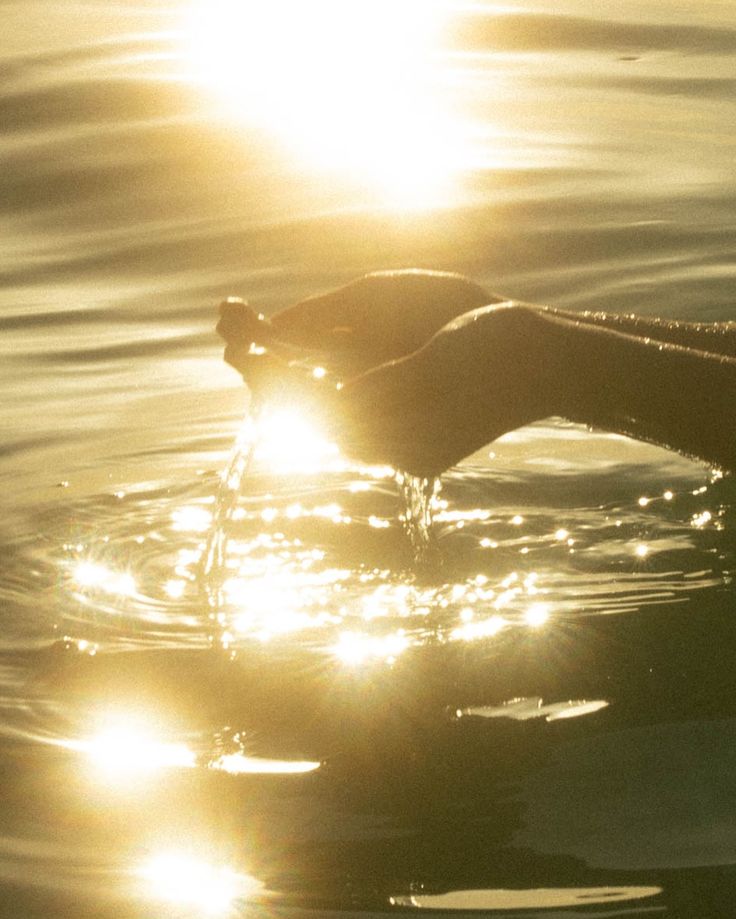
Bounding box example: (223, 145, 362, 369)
(1, 1, 736, 916)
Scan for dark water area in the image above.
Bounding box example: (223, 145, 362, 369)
(2, 1, 736, 916)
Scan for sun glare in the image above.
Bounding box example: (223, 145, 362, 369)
(333, 629, 409, 666)
(140, 852, 261, 915)
(183, 0, 463, 206)
(68, 718, 196, 783)
(254, 409, 340, 472)
(74, 561, 136, 597)
(208, 752, 320, 775)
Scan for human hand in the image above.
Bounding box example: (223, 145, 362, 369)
(267, 269, 498, 373)
(215, 297, 314, 401)
(216, 273, 557, 477)
(217, 270, 499, 390)
(333, 303, 561, 477)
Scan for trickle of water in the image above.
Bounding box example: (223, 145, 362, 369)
(199, 396, 442, 643)
(199, 406, 261, 638)
(397, 472, 441, 564)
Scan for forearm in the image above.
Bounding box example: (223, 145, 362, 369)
(546, 307, 736, 358)
(549, 315, 736, 471)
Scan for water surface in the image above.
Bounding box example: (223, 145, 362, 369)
(1, 1, 736, 916)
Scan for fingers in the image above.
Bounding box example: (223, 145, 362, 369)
(217, 298, 340, 409)
(269, 271, 499, 370)
(216, 298, 274, 348)
(222, 342, 260, 377)
(217, 298, 280, 387)
(270, 289, 352, 348)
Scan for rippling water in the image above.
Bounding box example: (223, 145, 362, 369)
(2, 1, 736, 916)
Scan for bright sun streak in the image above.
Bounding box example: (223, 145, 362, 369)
(140, 852, 262, 914)
(254, 409, 340, 472)
(184, 0, 462, 206)
(68, 721, 196, 782)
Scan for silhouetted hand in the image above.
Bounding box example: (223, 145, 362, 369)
(217, 270, 736, 475)
(217, 270, 499, 388)
(216, 272, 555, 475)
(216, 297, 311, 402)
(335, 303, 561, 477)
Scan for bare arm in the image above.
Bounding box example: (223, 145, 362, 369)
(338, 305, 736, 476)
(547, 307, 736, 358)
(215, 270, 736, 476)
(550, 314, 736, 470)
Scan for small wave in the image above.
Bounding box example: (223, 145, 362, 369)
(447, 12, 736, 56)
(30, 330, 212, 365)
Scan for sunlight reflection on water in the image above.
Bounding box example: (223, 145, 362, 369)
(41, 429, 732, 666)
(390, 885, 663, 910)
(208, 751, 319, 775)
(1, 0, 736, 911)
(60, 715, 321, 787)
(183, 0, 466, 208)
(139, 851, 261, 915)
(69, 725, 196, 780)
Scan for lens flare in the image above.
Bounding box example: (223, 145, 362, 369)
(525, 602, 550, 628)
(254, 409, 340, 473)
(67, 717, 195, 783)
(334, 629, 409, 666)
(73, 561, 136, 597)
(139, 852, 261, 914)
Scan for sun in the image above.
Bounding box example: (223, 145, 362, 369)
(183, 0, 464, 207)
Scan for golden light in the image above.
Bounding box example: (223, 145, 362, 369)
(390, 886, 662, 910)
(183, 0, 465, 207)
(361, 583, 413, 621)
(224, 575, 300, 614)
(75, 638, 98, 656)
(367, 515, 390, 529)
(333, 629, 409, 666)
(525, 602, 549, 628)
(139, 852, 261, 915)
(692, 510, 712, 528)
(450, 614, 506, 643)
(74, 561, 108, 588)
(223, 564, 345, 641)
(494, 587, 521, 609)
(164, 578, 187, 599)
(171, 505, 213, 533)
(208, 752, 320, 775)
(545, 699, 610, 722)
(68, 718, 196, 782)
(226, 576, 305, 634)
(254, 409, 340, 473)
(74, 561, 136, 597)
(457, 697, 610, 724)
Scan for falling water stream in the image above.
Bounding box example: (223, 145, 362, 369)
(397, 471, 441, 564)
(3, 2, 736, 911)
(199, 408, 261, 642)
(199, 399, 443, 649)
